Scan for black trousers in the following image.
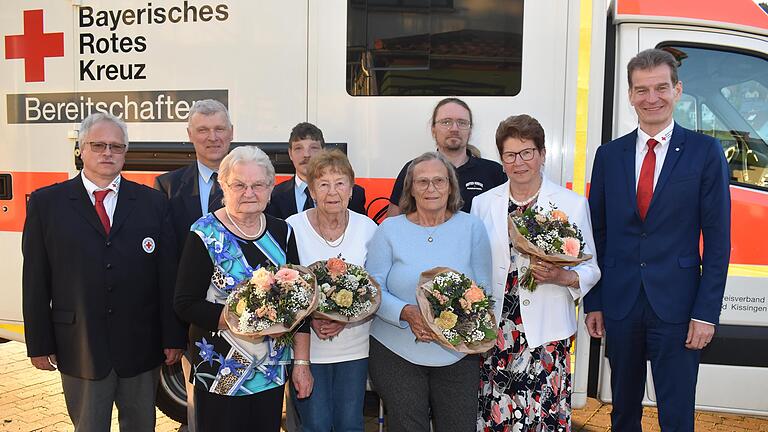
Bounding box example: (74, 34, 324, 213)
(194, 384, 284, 432)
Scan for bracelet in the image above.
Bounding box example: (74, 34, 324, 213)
(293, 359, 311, 366)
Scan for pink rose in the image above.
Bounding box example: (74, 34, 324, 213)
(274, 267, 300, 283)
(561, 237, 581, 257)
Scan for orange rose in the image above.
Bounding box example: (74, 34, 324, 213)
(326, 258, 348, 277)
(463, 286, 486, 304)
(550, 209, 568, 222)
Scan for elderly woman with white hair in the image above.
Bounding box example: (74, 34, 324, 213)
(175, 146, 313, 431)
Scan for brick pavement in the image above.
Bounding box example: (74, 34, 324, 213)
(2, 341, 767, 431)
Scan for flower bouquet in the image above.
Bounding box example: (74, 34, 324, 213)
(415, 267, 497, 354)
(508, 205, 592, 291)
(308, 257, 381, 322)
(224, 265, 318, 344)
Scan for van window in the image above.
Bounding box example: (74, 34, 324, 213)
(667, 45, 768, 190)
(347, 0, 524, 96)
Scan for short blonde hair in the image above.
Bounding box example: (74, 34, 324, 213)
(306, 149, 355, 188)
(398, 152, 463, 214)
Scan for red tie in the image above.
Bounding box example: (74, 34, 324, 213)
(637, 138, 658, 221)
(93, 190, 111, 234)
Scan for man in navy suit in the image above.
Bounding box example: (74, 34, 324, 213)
(154, 99, 233, 431)
(23, 113, 186, 431)
(584, 49, 731, 431)
(265, 122, 366, 219)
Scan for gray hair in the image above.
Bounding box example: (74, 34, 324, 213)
(188, 99, 232, 128)
(218, 145, 275, 187)
(398, 151, 463, 214)
(78, 112, 129, 147)
(627, 49, 679, 87)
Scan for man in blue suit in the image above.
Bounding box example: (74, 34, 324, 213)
(584, 49, 731, 431)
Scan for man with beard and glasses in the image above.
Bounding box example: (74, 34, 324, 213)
(387, 98, 506, 216)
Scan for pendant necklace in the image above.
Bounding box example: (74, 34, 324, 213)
(226, 209, 264, 238)
(425, 225, 439, 243)
(419, 216, 445, 243)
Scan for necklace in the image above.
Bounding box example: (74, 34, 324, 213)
(509, 181, 542, 207)
(226, 209, 264, 238)
(413, 214, 446, 243)
(424, 225, 440, 243)
(317, 211, 348, 248)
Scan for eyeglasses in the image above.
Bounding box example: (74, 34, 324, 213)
(501, 148, 538, 163)
(434, 118, 471, 130)
(227, 181, 272, 193)
(86, 142, 127, 154)
(314, 180, 351, 194)
(413, 176, 449, 192)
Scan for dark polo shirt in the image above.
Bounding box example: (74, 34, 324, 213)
(389, 151, 507, 213)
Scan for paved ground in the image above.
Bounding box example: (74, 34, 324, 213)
(1, 341, 766, 431)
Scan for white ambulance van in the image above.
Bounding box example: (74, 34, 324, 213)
(1, 0, 767, 422)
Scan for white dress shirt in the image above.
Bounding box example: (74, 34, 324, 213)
(81, 173, 121, 224)
(635, 121, 674, 190)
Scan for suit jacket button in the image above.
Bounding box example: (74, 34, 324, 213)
(641, 233, 647, 239)
(107, 286, 113, 292)
(640, 262, 646, 268)
(106, 263, 112, 269)
(106, 241, 112, 247)
(107, 308, 113, 314)
(522, 299, 531, 306)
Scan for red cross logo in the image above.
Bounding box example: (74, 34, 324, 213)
(4, 9, 64, 83)
(145, 240, 153, 249)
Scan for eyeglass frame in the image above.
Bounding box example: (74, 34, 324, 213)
(413, 176, 450, 192)
(84, 141, 127, 154)
(226, 181, 273, 194)
(433, 118, 472, 130)
(500, 147, 539, 163)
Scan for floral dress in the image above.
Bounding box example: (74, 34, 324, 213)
(477, 200, 572, 432)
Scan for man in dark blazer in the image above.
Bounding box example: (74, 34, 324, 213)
(153, 99, 233, 431)
(154, 99, 232, 256)
(265, 122, 366, 219)
(22, 113, 186, 431)
(584, 49, 731, 431)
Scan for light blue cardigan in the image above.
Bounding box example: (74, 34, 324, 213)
(365, 212, 492, 367)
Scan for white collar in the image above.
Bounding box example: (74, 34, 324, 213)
(81, 172, 121, 196)
(637, 121, 674, 152)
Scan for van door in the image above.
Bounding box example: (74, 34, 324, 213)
(595, 25, 768, 415)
